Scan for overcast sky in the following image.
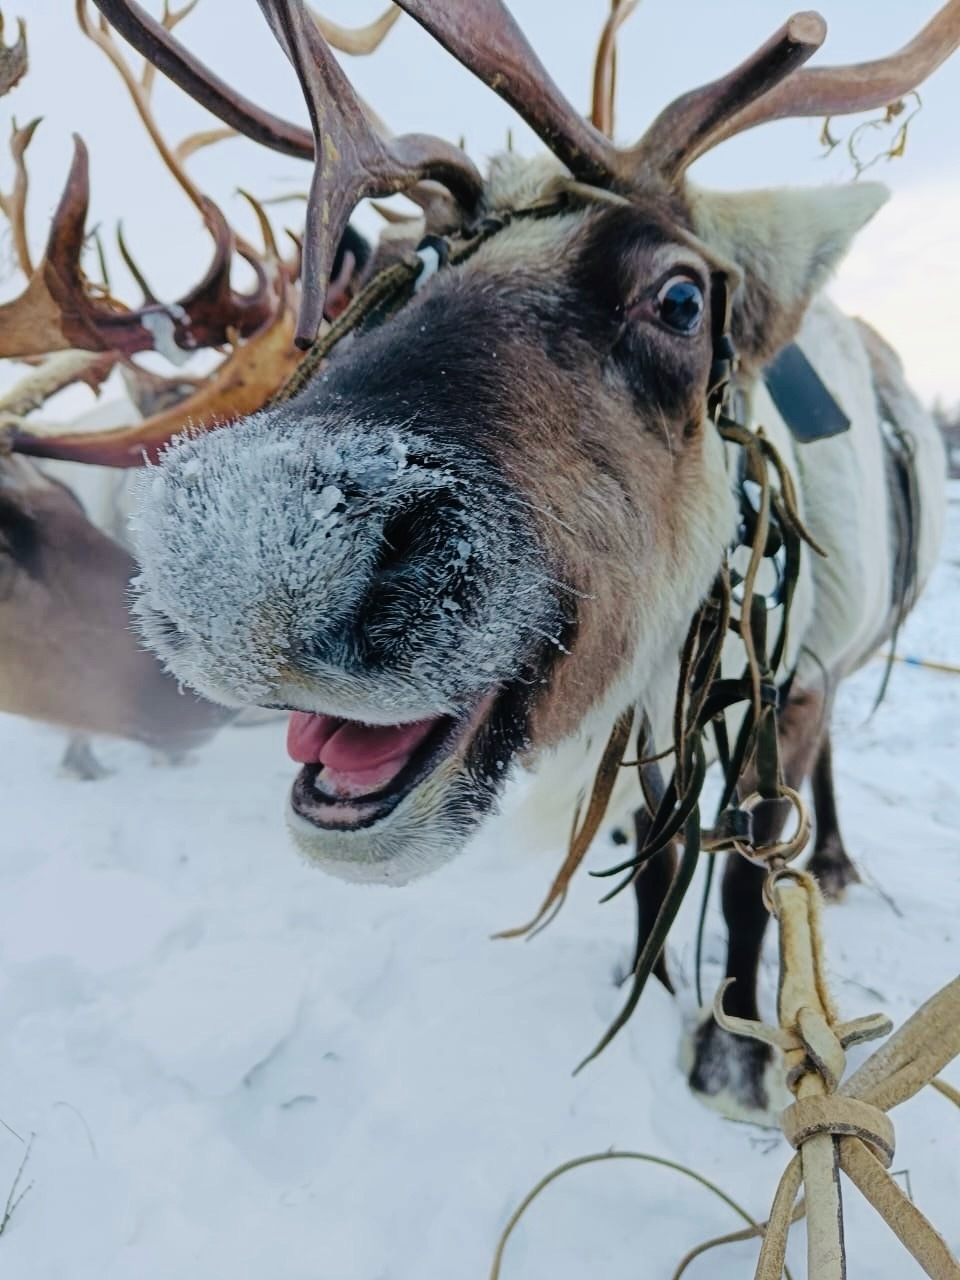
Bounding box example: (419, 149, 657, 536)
(5, 0, 960, 406)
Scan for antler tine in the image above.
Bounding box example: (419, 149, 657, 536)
(0, 136, 276, 361)
(0, 116, 40, 276)
(11, 292, 302, 465)
(395, 0, 616, 185)
(309, 4, 400, 57)
(256, 0, 482, 348)
(90, 0, 314, 159)
(632, 12, 827, 182)
(707, 0, 960, 144)
(591, 0, 643, 139)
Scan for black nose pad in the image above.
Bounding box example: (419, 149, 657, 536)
(374, 507, 432, 586)
(357, 497, 466, 657)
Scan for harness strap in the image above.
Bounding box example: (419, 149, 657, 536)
(763, 343, 851, 443)
(266, 195, 574, 410)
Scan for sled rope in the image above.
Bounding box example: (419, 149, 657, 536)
(730, 868, 960, 1280)
(879, 651, 960, 678)
(487, 1149, 796, 1280)
(491, 875, 960, 1277)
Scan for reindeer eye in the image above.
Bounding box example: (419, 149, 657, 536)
(657, 276, 704, 334)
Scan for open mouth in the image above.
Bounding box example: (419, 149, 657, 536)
(288, 709, 468, 831)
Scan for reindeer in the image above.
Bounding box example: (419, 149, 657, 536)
(0, 4, 368, 762)
(11, 0, 954, 1119)
(0, 448, 238, 759)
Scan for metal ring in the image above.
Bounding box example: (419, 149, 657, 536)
(735, 785, 811, 867)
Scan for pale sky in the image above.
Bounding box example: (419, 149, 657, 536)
(5, 0, 960, 406)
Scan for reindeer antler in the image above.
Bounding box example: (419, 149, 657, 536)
(0, 10, 27, 97)
(4, 1, 396, 470)
(695, 0, 960, 145)
(591, 0, 643, 139)
(90, 0, 484, 348)
(309, 5, 400, 57)
(84, 0, 960, 348)
(0, 137, 275, 360)
(397, 3, 959, 186)
(256, 0, 484, 347)
(0, 115, 38, 276)
(633, 12, 827, 180)
(11, 290, 301, 466)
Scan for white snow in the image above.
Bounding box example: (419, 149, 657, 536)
(0, 498, 957, 1279)
(314, 486, 345, 520)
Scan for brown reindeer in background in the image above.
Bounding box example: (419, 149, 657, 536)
(0, 4, 371, 760)
(4, 2, 955, 1118)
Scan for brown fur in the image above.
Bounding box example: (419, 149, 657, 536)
(410, 202, 723, 749)
(0, 455, 229, 748)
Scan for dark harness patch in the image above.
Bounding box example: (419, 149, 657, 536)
(762, 343, 851, 443)
(882, 417, 921, 622)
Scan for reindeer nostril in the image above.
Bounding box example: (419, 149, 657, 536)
(376, 508, 429, 583)
(357, 496, 469, 659)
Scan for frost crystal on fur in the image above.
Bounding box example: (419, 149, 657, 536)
(131, 407, 552, 723)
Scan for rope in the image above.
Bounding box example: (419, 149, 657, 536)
(879, 651, 960, 677)
(725, 870, 960, 1280)
(267, 194, 575, 410)
(489, 879, 960, 1278)
(487, 1149, 795, 1280)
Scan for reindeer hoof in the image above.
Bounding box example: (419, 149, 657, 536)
(807, 846, 861, 903)
(59, 736, 111, 781)
(682, 1013, 788, 1126)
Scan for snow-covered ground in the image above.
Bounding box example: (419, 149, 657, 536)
(1, 497, 957, 1279)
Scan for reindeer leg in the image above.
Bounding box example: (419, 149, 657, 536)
(805, 731, 860, 902)
(630, 806, 677, 993)
(686, 853, 785, 1120)
(686, 685, 826, 1122)
(59, 733, 111, 780)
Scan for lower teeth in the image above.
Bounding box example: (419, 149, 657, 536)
(311, 769, 383, 802)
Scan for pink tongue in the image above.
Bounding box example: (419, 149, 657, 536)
(287, 711, 439, 787)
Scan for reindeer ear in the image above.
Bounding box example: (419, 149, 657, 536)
(688, 183, 889, 367)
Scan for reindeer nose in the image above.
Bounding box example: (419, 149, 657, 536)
(373, 496, 456, 585)
(356, 494, 475, 654)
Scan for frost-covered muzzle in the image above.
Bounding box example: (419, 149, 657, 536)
(131, 408, 566, 883)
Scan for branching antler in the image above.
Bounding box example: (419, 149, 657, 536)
(11, 289, 301, 465)
(0, 115, 38, 275)
(3, 0, 392, 470)
(0, 137, 275, 360)
(90, 0, 960, 348)
(89, 0, 485, 346)
(591, 0, 643, 138)
(8, 201, 300, 464)
(10, 0, 959, 466)
(711, 1, 960, 143)
(309, 4, 400, 57)
(256, 0, 484, 347)
(76, 0, 212, 216)
(0, 10, 26, 97)
(633, 12, 828, 180)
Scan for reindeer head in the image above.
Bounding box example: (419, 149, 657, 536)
(94, 0, 957, 882)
